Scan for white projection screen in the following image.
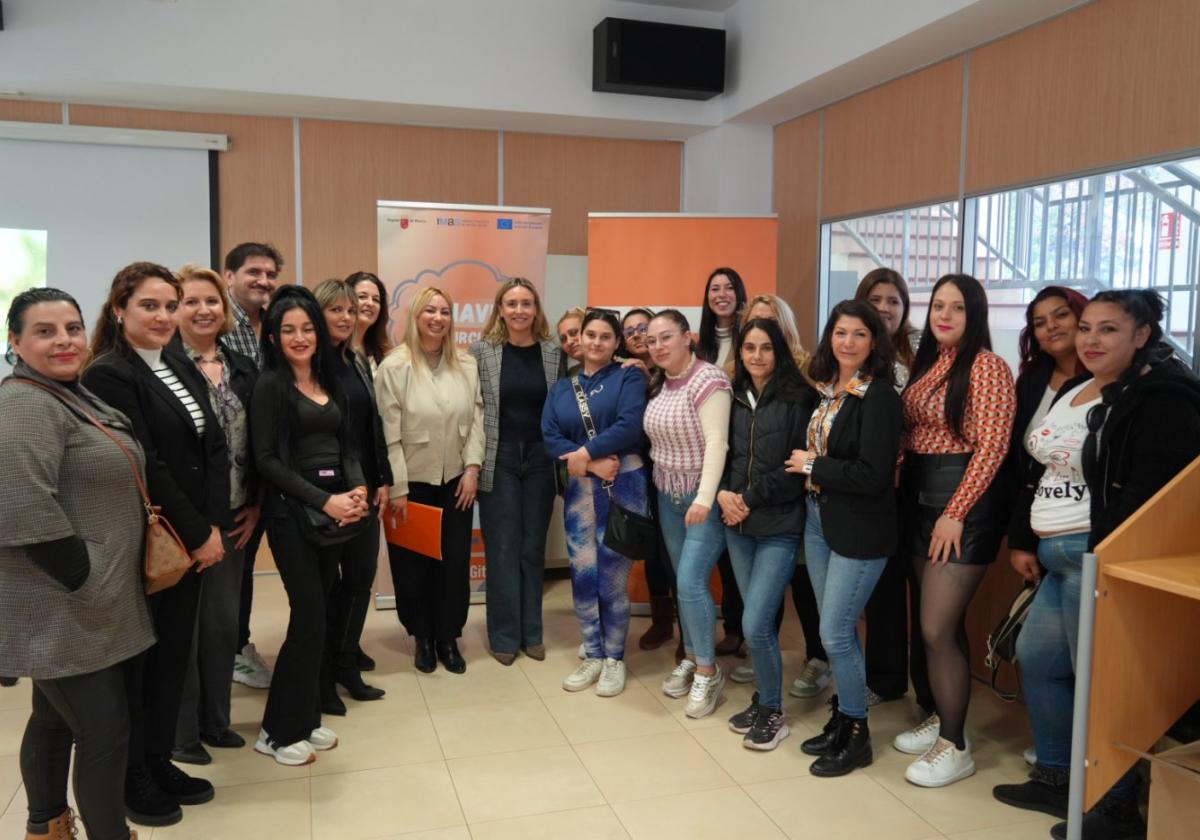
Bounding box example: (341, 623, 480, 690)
(0, 136, 215, 373)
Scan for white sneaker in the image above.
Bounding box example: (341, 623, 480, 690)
(904, 737, 976, 787)
(562, 658, 604, 692)
(577, 643, 586, 660)
(1024, 745, 1037, 766)
(730, 664, 756, 684)
(865, 687, 885, 706)
(233, 643, 272, 689)
(307, 726, 338, 751)
(254, 729, 314, 766)
(661, 659, 697, 698)
(893, 712, 941, 755)
(788, 658, 831, 698)
(684, 665, 725, 719)
(595, 658, 626, 697)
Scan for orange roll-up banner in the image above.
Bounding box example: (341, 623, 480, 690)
(588, 213, 778, 607)
(375, 202, 552, 606)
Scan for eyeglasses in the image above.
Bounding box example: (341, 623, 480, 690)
(623, 323, 648, 338)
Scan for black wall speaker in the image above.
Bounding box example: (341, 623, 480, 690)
(593, 18, 725, 101)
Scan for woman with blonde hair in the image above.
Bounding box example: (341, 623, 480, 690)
(377, 286, 484, 673)
(470, 278, 565, 664)
(556, 306, 586, 370)
(738, 294, 809, 368)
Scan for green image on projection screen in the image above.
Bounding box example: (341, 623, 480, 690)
(1, 228, 48, 334)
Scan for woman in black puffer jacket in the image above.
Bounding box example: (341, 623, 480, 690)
(716, 318, 816, 752)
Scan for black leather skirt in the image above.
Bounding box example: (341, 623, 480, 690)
(899, 452, 1004, 566)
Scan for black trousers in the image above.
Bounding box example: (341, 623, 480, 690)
(262, 514, 342, 747)
(326, 513, 382, 663)
(126, 567, 202, 766)
(865, 550, 933, 712)
(390, 477, 473, 640)
(23, 663, 132, 840)
(236, 519, 267, 651)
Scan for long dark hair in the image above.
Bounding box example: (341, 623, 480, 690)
(346, 271, 393, 364)
(732, 317, 806, 399)
(854, 267, 915, 370)
(646, 308, 691, 400)
(697, 267, 747, 363)
(260, 285, 341, 397)
(906, 273, 992, 439)
(581, 309, 622, 367)
(808, 300, 896, 386)
(618, 307, 655, 359)
(1017, 285, 1088, 377)
(89, 261, 181, 361)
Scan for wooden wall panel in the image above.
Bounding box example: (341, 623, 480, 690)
(504, 132, 681, 256)
(822, 57, 964, 220)
(69, 105, 296, 278)
(299, 120, 497, 284)
(773, 112, 822, 350)
(0, 98, 62, 123)
(968, 0, 1200, 192)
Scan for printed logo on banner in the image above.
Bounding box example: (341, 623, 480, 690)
(400, 218, 409, 229)
(497, 218, 513, 230)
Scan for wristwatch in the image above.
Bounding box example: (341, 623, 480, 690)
(801, 456, 815, 475)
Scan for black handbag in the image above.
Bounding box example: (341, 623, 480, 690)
(287, 497, 375, 547)
(985, 579, 1041, 701)
(569, 376, 657, 561)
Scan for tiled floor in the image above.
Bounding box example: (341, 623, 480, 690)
(0, 574, 1057, 839)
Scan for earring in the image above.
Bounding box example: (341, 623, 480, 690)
(117, 315, 123, 325)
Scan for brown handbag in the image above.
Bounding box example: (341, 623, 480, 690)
(13, 377, 194, 594)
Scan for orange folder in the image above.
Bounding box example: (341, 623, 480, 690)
(383, 501, 443, 560)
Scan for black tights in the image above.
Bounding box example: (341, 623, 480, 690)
(21, 664, 133, 840)
(911, 558, 988, 750)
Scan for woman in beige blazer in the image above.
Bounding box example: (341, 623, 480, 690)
(376, 286, 484, 674)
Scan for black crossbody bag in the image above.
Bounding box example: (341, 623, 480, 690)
(570, 375, 658, 561)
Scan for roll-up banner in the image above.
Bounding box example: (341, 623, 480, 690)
(375, 201, 552, 606)
(587, 213, 778, 608)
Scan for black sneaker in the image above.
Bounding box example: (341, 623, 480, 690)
(148, 757, 214, 806)
(125, 765, 182, 827)
(201, 728, 246, 749)
(743, 707, 789, 751)
(728, 692, 761, 734)
(993, 764, 1069, 820)
(171, 741, 212, 766)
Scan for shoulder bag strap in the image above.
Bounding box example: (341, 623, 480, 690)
(9, 377, 154, 512)
(569, 375, 614, 491)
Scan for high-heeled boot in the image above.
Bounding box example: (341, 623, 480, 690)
(320, 659, 347, 716)
(336, 652, 386, 701)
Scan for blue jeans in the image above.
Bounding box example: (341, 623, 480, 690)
(726, 530, 801, 709)
(804, 498, 887, 720)
(1016, 531, 1087, 769)
(657, 489, 727, 667)
(478, 440, 557, 654)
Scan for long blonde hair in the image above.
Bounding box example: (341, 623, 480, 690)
(404, 286, 461, 374)
(731, 293, 810, 374)
(480, 277, 550, 344)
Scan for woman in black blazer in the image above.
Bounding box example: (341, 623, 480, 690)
(83, 261, 230, 829)
(785, 300, 902, 778)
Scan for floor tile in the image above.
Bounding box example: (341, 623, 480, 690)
(469, 804, 631, 840)
(574, 731, 734, 803)
(542, 682, 683, 744)
(744, 773, 941, 840)
(688, 719, 820, 785)
(430, 699, 565, 759)
(414, 657, 539, 711)
(0, 711, 27, 758)
(309, 704, 444, 777)
(0, 756, 20, 820)
(310, 761, 463, 839)
(0, 684, 29, 713)
(447, 745, 604, 823)
(152, 778, 311, 840)
(944, 817, 1061, 839)
(612, 786, 786, 840)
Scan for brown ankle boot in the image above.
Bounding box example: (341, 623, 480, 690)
(25, 807, 77, 839)
(638, 596, 676, 650)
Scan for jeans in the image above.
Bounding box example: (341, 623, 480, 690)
(726, 530, 802, 709)
(177, 528, 245, 748)
(477, 440, 557, 654)
(23, 663, 132, 840)
(804, 498, 887, 720)
(1016, 531, 1088, 770)
(657, 489, 727, 667)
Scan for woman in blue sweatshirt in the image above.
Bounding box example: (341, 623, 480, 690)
(542, 309, 649, 698)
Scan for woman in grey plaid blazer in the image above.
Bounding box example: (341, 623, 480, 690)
(1, 288, 154, 840)
(470, 278, 565, 665)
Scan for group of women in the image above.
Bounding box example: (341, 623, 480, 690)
(3, 253, 1198, 840)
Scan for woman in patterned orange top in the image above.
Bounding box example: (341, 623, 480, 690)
(892, 274, 1015, 790)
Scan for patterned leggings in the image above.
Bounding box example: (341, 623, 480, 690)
(564, 457, 649, 661)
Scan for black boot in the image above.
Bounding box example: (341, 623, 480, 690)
(147, 756, 214, 805)
(436, 639, 466, 674)
(810, 714, 873, 777)
(336, 653, 386, 701)
(355, 645, 376, 672)
(1049, 785, 1146, 840)
(125, 764, 182, 827)
(414, 637, 437, 673)
(638, 596, 676, 650)
(320, 660, 347, 716)
(800, 695, 842, 756)
(993, 764, 1069, 820)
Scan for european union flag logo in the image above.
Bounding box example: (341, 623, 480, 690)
(497, 218, 513, 230)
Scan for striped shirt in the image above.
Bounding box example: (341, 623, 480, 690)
(132, 346, 206, 436)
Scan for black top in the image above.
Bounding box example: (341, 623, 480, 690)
(1003, 356, 1055, 552)
(499, 342, 548, 442)
(293, 394, 343, 469)
(334, 351, 393, 490)
(82, 344, 231, 549)
(807, 378, 904, 559)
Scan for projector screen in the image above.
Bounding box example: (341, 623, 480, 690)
(0, 137, 214, 373)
